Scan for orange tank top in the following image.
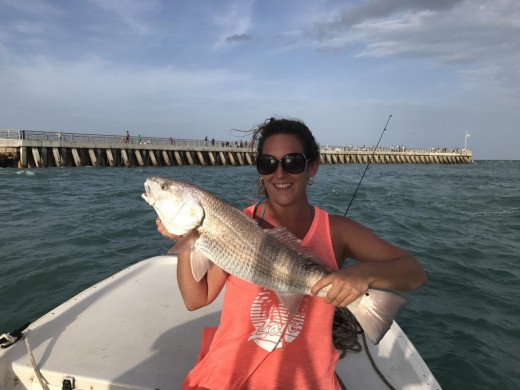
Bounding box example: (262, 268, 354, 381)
(182, 205, 341, 390)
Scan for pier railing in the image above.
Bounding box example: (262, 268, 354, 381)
(0, 129, 248, 149)
(0, 129, 473, 168)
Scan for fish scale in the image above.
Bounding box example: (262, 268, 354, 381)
(196, 197, 325, 294)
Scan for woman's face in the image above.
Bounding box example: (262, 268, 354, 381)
(260, 133, 318, 207)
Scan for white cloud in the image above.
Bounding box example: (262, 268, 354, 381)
(309, 0, 520, 88)
(212, 1, 254, 49)
(88, 0, 161, 35)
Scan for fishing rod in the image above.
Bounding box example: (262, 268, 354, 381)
(344, 114, 392, 217)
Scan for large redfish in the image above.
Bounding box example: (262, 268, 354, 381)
(142, 176, 406, 344)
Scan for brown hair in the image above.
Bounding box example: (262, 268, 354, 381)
(251, 117, 320, 163)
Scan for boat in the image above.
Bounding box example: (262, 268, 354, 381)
(0, 255, 441, 389)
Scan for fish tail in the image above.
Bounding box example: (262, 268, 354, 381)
(348, 289, 407, 344)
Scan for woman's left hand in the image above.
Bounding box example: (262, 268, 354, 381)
(310, 264, 371, 307)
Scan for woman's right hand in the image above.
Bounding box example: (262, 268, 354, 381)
(155, 217, 182, 241)
(155, 216, 228, 310)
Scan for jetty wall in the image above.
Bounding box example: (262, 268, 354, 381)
(0, 129, 473, 168)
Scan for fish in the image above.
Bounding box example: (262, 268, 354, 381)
(142, 176, 407, 344)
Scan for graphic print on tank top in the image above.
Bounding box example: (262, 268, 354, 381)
(248, 288, 308, 352)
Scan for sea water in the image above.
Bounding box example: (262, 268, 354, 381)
(1, 161, 519, 389)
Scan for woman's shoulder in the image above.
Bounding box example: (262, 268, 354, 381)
(328, 213, 372, 251)
(243, 204, 255, 216)
(328, 213, 360, 230)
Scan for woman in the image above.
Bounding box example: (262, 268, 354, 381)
(157, 118, 427, 389)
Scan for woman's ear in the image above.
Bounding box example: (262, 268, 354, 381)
(309, 159, 320, 177)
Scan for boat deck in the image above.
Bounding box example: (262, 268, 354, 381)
(0, 256, 440, 389)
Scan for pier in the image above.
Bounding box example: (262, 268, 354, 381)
(0, 129, 473, 168)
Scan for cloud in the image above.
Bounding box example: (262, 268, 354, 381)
(0, 0, 62, 17)
(0, 54, 256, 134)
(0, 0, 518, 158)
(212, 1, 254, 49)
(225, 33, 251, 43)
(4, 56, 248, 102)
(329, 0, 463, 28)
(310, 0, 520, 88)
(88, 0, 161, 35)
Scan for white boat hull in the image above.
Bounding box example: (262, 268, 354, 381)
(0, 256, 441, 389)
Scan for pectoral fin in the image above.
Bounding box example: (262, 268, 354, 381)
(167, 230, 199, 255)
(190, 249, 212, 282)
(166, 231, 211, 282)
(276, 293, 305, 315)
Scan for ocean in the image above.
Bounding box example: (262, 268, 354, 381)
(1, 161, 519, 389)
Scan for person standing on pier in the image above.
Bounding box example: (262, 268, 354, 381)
(156, 117, 427, 389)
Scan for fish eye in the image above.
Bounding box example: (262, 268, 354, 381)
(161, 184, 167, 190)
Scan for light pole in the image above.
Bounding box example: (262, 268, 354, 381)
(464, 130, 470, 149)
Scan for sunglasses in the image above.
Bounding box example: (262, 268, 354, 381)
(256, 153, 310, 175)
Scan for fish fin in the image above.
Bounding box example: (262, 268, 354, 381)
(347, 289, 407, 345)
(166, 231, 198, 255)
(276, 293, 305, 315)
(190, 249, 212, 282)
(166, 232, 211, 282)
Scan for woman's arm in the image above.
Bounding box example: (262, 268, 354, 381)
(156, 219, 228, 311)
(311, 215, 427, 307)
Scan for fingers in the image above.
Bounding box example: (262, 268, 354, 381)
(310, 276, 332, 296)
(311, 270, 367, 308)
(156, 217, 165, 234)
(155, 218, 180, 240)
(325, 287, 359, 307)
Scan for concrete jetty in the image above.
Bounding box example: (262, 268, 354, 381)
(0, 129, 473, 168)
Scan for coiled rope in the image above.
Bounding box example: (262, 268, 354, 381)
(333, 307, 363, 358)
(332, 307, 395, 390)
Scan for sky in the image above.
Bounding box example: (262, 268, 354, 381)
(0, 0, 519, 160)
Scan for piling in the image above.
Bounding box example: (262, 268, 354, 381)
(0, 129, 474, 168)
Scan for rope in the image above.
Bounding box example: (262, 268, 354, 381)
(360, 330, 396, 390)
(332, 307, 363, 358)
(23, 333, 50, 390)
(332, 307, 395, 390)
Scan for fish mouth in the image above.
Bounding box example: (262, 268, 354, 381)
(142, 183, 156, 206)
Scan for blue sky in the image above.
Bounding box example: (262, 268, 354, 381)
(1, 0, 518, 159)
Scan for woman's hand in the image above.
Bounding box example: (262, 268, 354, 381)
(156, 217, 182, 241)
(310, 264, 371, 307)
(154, 216, 228, 310)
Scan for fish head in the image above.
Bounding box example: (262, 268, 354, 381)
(142, 177, 204, 236)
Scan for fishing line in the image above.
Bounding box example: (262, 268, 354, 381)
(344, 114, 392, 217)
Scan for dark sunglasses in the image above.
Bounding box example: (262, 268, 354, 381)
(256, 153, 310, 175)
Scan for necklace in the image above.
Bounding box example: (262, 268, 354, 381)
(253, 199, 314, 228)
